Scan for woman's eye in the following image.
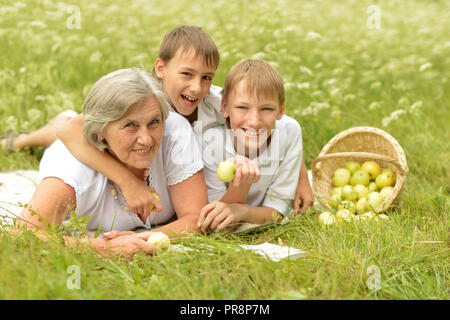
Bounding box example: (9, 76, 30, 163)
(150, 119, 160, 125)
(124, 123, 135, 128)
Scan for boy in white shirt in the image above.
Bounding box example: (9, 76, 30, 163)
(197, 59, 303, 231)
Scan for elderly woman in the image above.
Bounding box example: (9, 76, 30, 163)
(17, 68, 208, 257)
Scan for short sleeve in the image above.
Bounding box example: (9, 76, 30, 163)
(201, 126, 228, 201)
(161, 112, 204, 185)
(262, 116, 303, 216)
(38, 140, 107, 214)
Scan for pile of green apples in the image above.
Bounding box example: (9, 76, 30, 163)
(318, 160, 396, 226)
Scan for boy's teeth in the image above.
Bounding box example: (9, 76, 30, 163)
(182, 94, 197, 103)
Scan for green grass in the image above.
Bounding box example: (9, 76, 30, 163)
(0, 0, 449, 300)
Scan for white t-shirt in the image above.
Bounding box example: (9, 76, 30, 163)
(38, 112, 203, 232)
(201, 115, 303, 216)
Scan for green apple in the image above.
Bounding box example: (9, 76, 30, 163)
(338, 200, 356, 214)
(217, 161, 237, 182)
(361, 161, 381, 180)
(375, 171, 396, 189)
(332, 168, 351, 187)
(366, 192, 384, 211)
(380, 186, 394, 200)
(353, 184, 369, 200)
(351, 169, 370, 186)
(318, 211, 336, 225)
(331, 187, 343, 197)
(147, 231, 170, 250)
(360, 211, 376, 221)
(342, 185, 357, 201)
(336, 209, 353, 223)
(328, 194, 342, 209)
(356, 197, 368, 215)
(149, 192, 161, 211)
(344, 161, 361, 174)
(378, 213, 389, 220)
(368, 181, 378, 193)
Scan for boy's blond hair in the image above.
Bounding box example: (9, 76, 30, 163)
(222, 59, 285, 107)
(158, 25, 220, 69)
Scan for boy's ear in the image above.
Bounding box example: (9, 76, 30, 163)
(154, 58, 165, 78)
(221, 99, 229, 118)
(277, 103, 285, 120)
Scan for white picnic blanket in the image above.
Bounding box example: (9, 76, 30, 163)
(0, 170, 40, 225)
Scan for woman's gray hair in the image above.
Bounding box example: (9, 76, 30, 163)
(82, 68, 170, 151)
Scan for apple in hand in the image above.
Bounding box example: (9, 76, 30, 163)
(361, 161, 381, 180)
(345, 161, 360, 174)
(149, 192, 161, 211)
(217, 161, 237, 182)
(342, 185, 357, 201)
(351, 169, 370, 186)
(332, 168, 351, 187)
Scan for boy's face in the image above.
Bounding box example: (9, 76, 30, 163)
(154, 47, 216, 118)
(222, 80, 285, 156)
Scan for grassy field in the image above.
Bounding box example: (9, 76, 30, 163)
(0, 0, 448, 300)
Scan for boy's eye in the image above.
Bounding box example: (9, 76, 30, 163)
(181, 72, 192, 76)
(202, 75, 212, 81)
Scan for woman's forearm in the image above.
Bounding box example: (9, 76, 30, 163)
(152, 213, 201, 237)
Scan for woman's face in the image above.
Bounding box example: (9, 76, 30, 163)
(99, 95, 164, 173)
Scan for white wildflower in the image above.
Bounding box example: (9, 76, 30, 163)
(370, 81, 381, 89)
(296, 82, 310, 89)
(89, 51, 102, 63)
(369, 102, 381, 110)
(409, 101, 423, 113)
(19, 67, 26, 73)
(330, 88, 340, 96)
(6, 116, 18, 131)
(344, 94, 356, 101)
(301, 102, 330, 116)
(29, 20, 47, 28)
(382, 109, 407, 127)
(306, 31, 321, 40)
(419, 62, 432, 72)
(251, 52, 266, 60)
(27, 108, 42, 123)
(299, 66, 313, 75)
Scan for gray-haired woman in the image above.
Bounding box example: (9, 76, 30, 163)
(16, 68, 208, 258)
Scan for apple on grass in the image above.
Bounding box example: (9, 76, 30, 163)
(336, 209, 353, 223)
(319, 211, 336, 225)
(332, 168, 351, 187)
(147, 232, 170, 250)
(338, 200, 356, 214)
(351, 169, 370, 186)
(217, 161, 237, 182)
(361, 161, 381, 180)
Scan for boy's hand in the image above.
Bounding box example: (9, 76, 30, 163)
(121, 178, 163, 223)
(197, 201, 245, 232)
(229, 155, 260, 187)
(293, 175, 314, 213)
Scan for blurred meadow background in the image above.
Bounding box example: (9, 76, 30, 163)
(0, 0, 448, 300)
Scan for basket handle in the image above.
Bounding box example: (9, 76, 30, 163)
(312, 151, 409, 177)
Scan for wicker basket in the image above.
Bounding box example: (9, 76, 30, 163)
(312, 127, 408, 213)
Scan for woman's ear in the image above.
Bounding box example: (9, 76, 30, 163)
(154, 58, 165, 79)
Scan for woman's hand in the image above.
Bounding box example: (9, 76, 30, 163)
(94, 233, 155, 259)
(228, 155, 261, 187)
(197, 200, 245, 232)
(121, 178, 163, 223)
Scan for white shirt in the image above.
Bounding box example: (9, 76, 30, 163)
(201, 115, 303, 216)
(38, 112, 203, 232)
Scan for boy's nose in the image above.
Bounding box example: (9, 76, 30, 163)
(247, 110, 262, 128)
(189, 78, 202, 95)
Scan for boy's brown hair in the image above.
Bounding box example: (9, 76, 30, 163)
(158, 25, 220, 69)
(222, 59, 285, 106)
